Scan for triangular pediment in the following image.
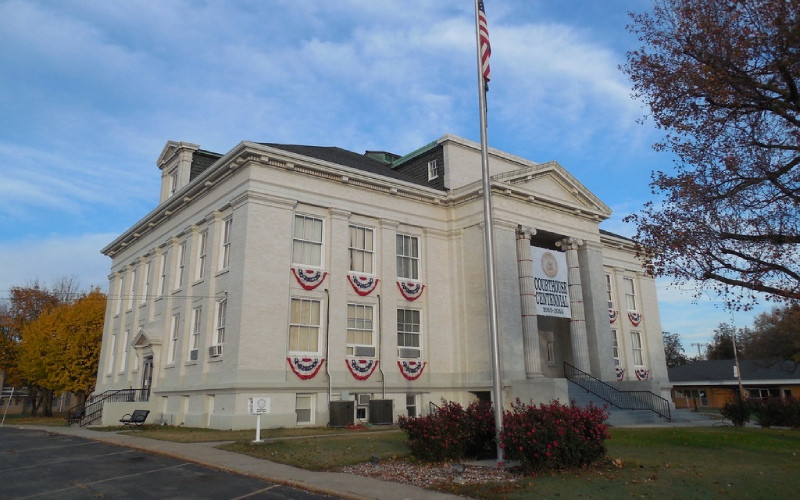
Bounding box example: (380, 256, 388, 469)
(157, 140, 199, 169)
(133, 327, 162, 348)
(497, 161, 611, 218)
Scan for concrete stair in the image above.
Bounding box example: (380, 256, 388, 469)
(567, 381, 717, 427)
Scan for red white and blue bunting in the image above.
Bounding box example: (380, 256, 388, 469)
(615, 366, 625, 382)
(397, 281, 425, 301)
(609, 309, 618, 324)
(635, 368, 650, 381)
(628, 311, 642, 327)
(292, 267, 327, 290)
(347, 273, 379, 296)
(346, 358, 379, 381)
(397, 360, 426, 381)
(287, 357, 325, 380)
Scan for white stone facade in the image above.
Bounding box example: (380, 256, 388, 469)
(94, 134, 670, 429)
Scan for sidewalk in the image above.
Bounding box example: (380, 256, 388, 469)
(15, 424, 463, 500)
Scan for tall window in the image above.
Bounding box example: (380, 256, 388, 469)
(120, 330, 130, 373)
(293, 215, 323, 267)
(127, 269, 136, 311)
(605, 274, 614, 309)
(196, 230, 208, 280)
(611, 329, 620, 365)
(167, 314, 180, 363)
(169, 169, 178, 196)
(158, 253, 168, 296)
(397, 309, 421, 358)
(348, 225, 374, 274)
(396, 234, 419, 280)
(631, 331, 644, 366)
(547, 341, 556, 366)
(427, 159, 439, 180)
(214, 299, 227, 346)
(289, 298, 320, 353)
(220, 217, 232, 271)
(114, 275, 123, 315)
(107, 333, 117, 375)
(347, 304, 374, 357)
(624, 277, 637, 311)
(406, 394, 418, 418)
(141, 261, 151, 305)
(175, 241, 186, 290)
(189, 307, 202, 360)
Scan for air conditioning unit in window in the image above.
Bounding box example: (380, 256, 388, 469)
(353, 346, 376, 357)
(189, 349, 198, 361)
(357, 394, 371, 406)
(208, 345, 223, 357)
(398, 348, 420, 359)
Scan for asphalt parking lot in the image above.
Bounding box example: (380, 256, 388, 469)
(0, 427, 337, 499)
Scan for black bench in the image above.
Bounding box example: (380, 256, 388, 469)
(120, 409, 150, 427)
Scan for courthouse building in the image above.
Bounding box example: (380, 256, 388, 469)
(94, 134, 670, 429)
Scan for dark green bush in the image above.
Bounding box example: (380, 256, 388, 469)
(721, 395, 751, 426)
(749, 397, 800, 428)
(397, 400, 468, 461)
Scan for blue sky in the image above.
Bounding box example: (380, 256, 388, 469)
(0, 0, 769, 350)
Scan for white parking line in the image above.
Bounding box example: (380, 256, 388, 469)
(231, 484, 282, 499)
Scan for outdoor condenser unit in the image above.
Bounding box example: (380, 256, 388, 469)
(368, 399, 393, 425)
(329, 400, 355, 427)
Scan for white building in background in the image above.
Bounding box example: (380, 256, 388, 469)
(94, 134, 670, 429)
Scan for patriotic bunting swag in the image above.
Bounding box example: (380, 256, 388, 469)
(397, 281, 425, 301)
(287, 357, 325, 380)
(347, 273, 379, 296)
(615, 366, 625, 382)
(628, 311, 642, 326)
(346, 359, 379, 381)
(635, 368, 650, 381)
(398, 360, 426, 381)
(609, 309, 618, 324)
(292, 267, 327, 290)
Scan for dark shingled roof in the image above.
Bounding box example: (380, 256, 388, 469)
(669, 359, 800, 382)
(260, 143, 437, 189)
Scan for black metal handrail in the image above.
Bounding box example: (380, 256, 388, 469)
(65, 388, 150, 427)
(564, 362, 671, 421)
(428, 400, 440, 416)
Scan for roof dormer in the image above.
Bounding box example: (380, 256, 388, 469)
(157, 141, 200, 203)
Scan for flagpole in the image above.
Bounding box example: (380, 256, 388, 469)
(474, 0, 504, 467)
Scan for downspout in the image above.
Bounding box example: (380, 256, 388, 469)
(324, 289, 332, 409)
(377, 294, 386, 399)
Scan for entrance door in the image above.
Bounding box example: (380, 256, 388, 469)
(141, 356, 154, 401)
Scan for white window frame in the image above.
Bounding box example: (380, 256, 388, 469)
(158, 253, 168, 297)
(213, 299, 227, 346)
(189, 306, 202, 361)
(406, 394, 418, 418)
(175, 241, 186, 290)
(292, 214, 324, 268)
(114, 275, 123, 315)
(346, 303, 375, 357)
(141, 261, 151, 305)
(611, 329, 620, 366)
(127, 269, 136, 311)
(107, 332, 117, 375)
(397, 308, 421, 359)
(169, 169, 178, 196)
(119, 329, 130, 373)
(546, 341, 556, 366)
(396, 234, 420, 280)
(605, 273, 614, 309)
(631, 331, 644, 366)
(196, 230, 208, 281)
(624, 277, 637, 311)
(167, 313, 180, 364)
(288, 298, 321, 354)
(348, 225, 374, 274)
(427, 159, 438, 180)
(219, 217, 232, 271)
(295, 394, 314, 425)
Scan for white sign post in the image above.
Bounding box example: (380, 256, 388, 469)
(248, 396, 271, 443)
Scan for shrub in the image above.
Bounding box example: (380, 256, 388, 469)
(500, 399, 610, 473)
(463, 400, 497, 459)
(748, 397, 800, 428)
(397, 400, 469, 461)
(721, 394, 751, 426)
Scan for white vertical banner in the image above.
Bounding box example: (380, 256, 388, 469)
(530, 246, 571, 318)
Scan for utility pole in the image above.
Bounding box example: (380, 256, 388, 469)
(691, 343, 705, 358)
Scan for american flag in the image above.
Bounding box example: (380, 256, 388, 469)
(478, 0, 492, 86)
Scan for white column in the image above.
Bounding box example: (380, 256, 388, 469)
(516, 227, 542, 377)
(562, 237, 591, 372)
